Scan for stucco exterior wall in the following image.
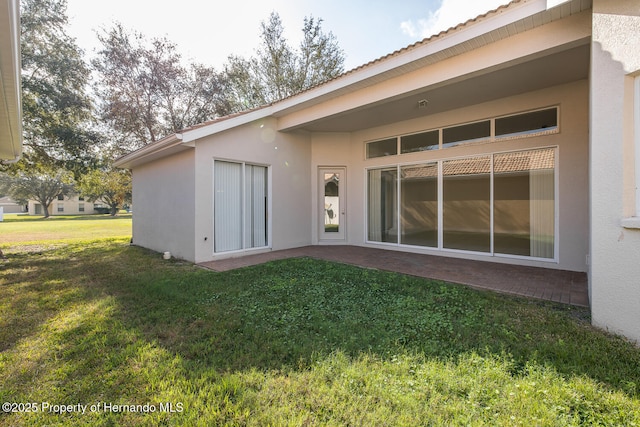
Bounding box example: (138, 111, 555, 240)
(317, 80, 590, 272)
(193, 117, 312, 263)
(590, 0, 640, 343)
(132, 149, 196, 261)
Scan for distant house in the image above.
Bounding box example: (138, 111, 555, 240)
(115, 0, 640, 344)
(0, 196, 25, 213)
(28, 195, 108, 216)
(0, 0, 22, 162)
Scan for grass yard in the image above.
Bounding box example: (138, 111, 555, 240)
(0, 213, 132, 248)
(0, 217, 639, 426)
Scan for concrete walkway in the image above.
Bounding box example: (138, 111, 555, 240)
(199, 245, 589, 307)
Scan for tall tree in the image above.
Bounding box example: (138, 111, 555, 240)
(225, 12, 345, 109)
(93, 23, 231, 153)
(0, 170, 74, 218)
(16, 0, 99, 176)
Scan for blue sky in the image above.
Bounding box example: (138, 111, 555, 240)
(66, 0, 509, 71)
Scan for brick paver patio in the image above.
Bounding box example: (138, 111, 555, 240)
(199, 245, 589, 307)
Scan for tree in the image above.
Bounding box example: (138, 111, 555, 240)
(224, 12, 345, 109)
(93, 23, 231, 153)
(78, 168, 131, 216)
(0, 170, 74, 218)
(15, 0, 100, 176)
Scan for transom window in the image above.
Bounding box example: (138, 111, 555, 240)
(365, 107, 558, 159)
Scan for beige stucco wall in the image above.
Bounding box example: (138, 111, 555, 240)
(132, 149, 196, 261)
(193, 117, 312, 263)
(309, 80, 590, 272)
(590, 0, 640, 343)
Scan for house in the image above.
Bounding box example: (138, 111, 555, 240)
(27, 195, 108, 216)
(0, 196, 26, 213)
(114, 0, 640, 344)
(0, 0, 22, 162)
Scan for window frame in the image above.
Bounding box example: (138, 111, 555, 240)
(212, 159, 271, 255)
(635, 76, 640, 216)
(494, 107, 559, 140)
(364, 106, 560, 159)
(365, 146, 559, 262)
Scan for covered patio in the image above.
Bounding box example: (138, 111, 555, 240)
(199, 246, 589, 307)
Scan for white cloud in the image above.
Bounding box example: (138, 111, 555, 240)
(400, 0, 510, 39)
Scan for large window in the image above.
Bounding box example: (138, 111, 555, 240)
(400, 163, 438, 247)
(494, 149, 555, 257)
(443, 156, 491, 252)
(367, 147, 556, 260)
(214, 160, 268, 253)
(367, 167, 397, 243)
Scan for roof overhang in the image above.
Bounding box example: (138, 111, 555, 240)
(275, 0, 592, 132)
(113, 133, 189, 169)
(0, 0, 22, 162)
(115, 0, 592, 168)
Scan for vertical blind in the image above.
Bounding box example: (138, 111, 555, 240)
(214, 160, 268, 253)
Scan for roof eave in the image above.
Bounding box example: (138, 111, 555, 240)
(113, 134, 188, 169)
(0, 0, 23, 162)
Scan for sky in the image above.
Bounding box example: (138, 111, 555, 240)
(65, 0, 509, 72)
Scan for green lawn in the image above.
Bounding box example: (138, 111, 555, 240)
(0, 217, 639, 426)
(0, 213, 132, 247)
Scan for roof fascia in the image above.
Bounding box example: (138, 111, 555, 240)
(0, 0, 23, 162)
(113, 134, 186, 169)
(180, 107, 273, 143)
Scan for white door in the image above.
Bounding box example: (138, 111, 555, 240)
(319, 167, 346, 241)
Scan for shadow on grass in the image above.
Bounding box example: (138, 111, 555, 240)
(1, 240, 639, 424)
(38, 243, 640, 388)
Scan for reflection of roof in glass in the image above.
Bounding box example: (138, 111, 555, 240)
(400, 148, 554, 180)
(494, 148, 555, 173)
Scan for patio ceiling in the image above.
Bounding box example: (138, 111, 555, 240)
(286, 43, 590, 133)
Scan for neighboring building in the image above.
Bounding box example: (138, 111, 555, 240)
(28, 195, 108, 216)
(0, 195, 25, 213)
(0, 0, 22, 162)
(115, 0, 640, 344)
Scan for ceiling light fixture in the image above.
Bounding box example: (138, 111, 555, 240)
(418, 99, 429, 109)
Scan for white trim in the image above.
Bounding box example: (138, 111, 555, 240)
(0, 0, 23, 161)
(635, 76, 640, 216)
(212, 158, 271, 255)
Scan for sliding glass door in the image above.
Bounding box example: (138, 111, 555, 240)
(366, 147, 556, 260)
(493, 149, 555, 258)
(400, 163, 438, 247)
(442, 156, 491, 252)
(214, 160, 268, 253)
